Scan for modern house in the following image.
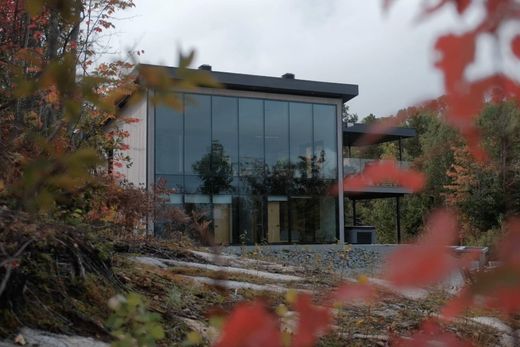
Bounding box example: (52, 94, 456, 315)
(117, 64, 415, 245)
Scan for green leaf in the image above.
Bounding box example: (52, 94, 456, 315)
(148, 324, 164, 339)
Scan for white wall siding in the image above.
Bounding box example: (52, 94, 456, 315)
(117, 96, 148, 187)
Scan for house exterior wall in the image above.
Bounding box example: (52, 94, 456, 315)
(116, 95, 148, 187)
(149, 87, 344, 245)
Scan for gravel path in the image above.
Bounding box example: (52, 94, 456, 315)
(224, 246, 386, 277)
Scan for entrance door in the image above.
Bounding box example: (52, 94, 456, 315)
(213, 204, 231, 245)
(267, 197, 289, 243)
(267, 202, 280, 242)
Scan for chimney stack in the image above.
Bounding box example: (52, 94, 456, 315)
(198, 64, 212, 71)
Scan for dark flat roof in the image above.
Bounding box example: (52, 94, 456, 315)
(345, 186, 412, 199)
(343, 123, 417, 146)
(138, 64, 359, 103)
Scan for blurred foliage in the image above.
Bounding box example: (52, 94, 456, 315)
(0, 0, 217, 220)
(107, 293, 164, 347)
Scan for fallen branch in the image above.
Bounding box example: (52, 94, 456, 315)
(0, 239, 33, 298)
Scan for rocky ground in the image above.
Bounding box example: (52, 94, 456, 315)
(1, 242, 517, 346)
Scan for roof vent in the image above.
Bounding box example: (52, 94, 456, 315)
(198, 64, 212, 71)
(282, 73, 295, 79)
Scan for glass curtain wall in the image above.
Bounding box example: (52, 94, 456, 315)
(155, 93, 338, 244)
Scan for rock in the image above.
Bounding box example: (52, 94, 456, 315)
(367, 278, 429, 300)
(131, 256, 304, 282)
(179, 318, 219, 345)
(179, 275, 311, 294)
(2, 328, 108, 347)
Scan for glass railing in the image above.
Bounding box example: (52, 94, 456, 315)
(343, 158, 410, 177)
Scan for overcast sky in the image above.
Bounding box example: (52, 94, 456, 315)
(108, 1, 499, 118)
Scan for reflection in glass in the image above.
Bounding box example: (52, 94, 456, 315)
(290, 196, 337, 243)
(317, 196, 337, 242)
(313, 104, 337, 179)
(265, 101, 289, 173)
(192, 141, 234, 194)
(212, 96, 238, 175)
(290, 197, 317, 243)
(155, 102, 183, 174)
(290, 102, 313, 178)
(185, 94, 211, 175)
(155, 174, 184, 193)
(239, 98, 264, 177)
(184, 175, 204, 194)
(234, 196, 264, 244)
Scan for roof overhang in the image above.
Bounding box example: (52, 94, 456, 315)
(138, 64, 359, 103)
(345, 186, 412, 199)
(343, 123, 416, 146)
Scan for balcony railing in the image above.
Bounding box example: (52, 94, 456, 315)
(343, 158, 410, 177)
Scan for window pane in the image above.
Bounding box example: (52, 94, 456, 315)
(212, 96, 238, 175)
(290, 197, 317, 243)
(239, 98, 264, 177)
(265, 100, 289, 174)
(290, 102, 313, 178)
(155, 174, 183, 193)
(233, 196, 264, 244)
(265, 101, 289, 196)
(184, 175, 205, 194)
(155, 102, 183, 174)
(185, 94, 211, 175)
(316, 196, 337, 242)
(313, 104, 337, 179)
(290, 196, 337, 243)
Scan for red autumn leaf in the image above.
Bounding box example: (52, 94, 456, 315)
(383, 210, 461, 287)
(441, 288, 473, 318)
(511, 35, 520, 60)
(292, 293, 332, 347)
(455, 0, 471, 14)
(484, 285, 520, 314)
(330, 282, 377, 305)
(442, 266, 520, 317)
(352, 112, 411, 147)
(214, 301, 282, 347)
(344, 160, 426, 193)
(498, 217, 520, 266)
(394, 319, 474, 347)
(435, 32, 477, 95)
(442, 218, 520, 317)
(418, 0, 471, 19)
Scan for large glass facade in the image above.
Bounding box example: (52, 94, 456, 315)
(155, 93, 338, 244)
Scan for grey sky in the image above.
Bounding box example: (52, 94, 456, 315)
(109, 1, 494, 118)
